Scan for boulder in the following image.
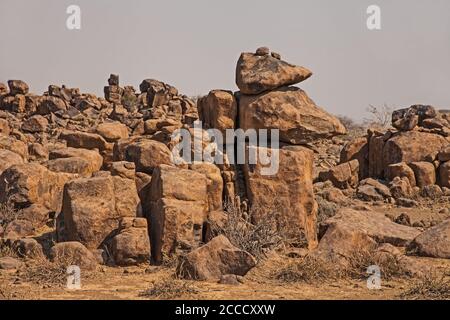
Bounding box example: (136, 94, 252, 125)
(320, 159, 359, 189)
(59, 130, 110, 151)
(243, 145, 318, 248)
(356, 178, 391, 201)
(0, 118, 10, 136)
(124, 139, 173, 174)
(110, 217, 150, 266)
(368, 133, 386, 178)
(0, 149, 24, 176)
(49, 147, 103, 175)
(409, 161, 436, 188)
(437, 146, 450, 162)
(0, 136, 29, 160)
(21, 115, 48, 133)
(37, 96, 67, 114)
(145, 165, 208, 264)
(197, 90, 237, 137)
(176, 235, 257, 280)
(385, 162, 416, 187)
(7, 80, 29, 95)
(439, 161, 450, 188)
(383, 131, 447, 169)
(96, 122, 129, 142)
(47, 157, 93, 177)
(340, 137, 369, 179)
(0, 256, 23, 270)
(392, 105, 437, 131)
(239, 86, 346, 145)
(236, 51, 312, 94)
(60, 175, 139, 249)
(409, 219, 450, 259)
(389, 176, 412, 199)
(0, 163, 73, 212)
(189, 162, 223, 212)
(50, 242, 97, 270)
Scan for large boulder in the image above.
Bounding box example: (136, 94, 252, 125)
(385, 162, 416, 187)
(145, 165, 208, 264)
(197, 90, 237, 138)
(243, 145, 318, 248)
(96, 122, 129, 142)
(340, 137, 369, 179)
(0, 163, 73, 212)
(59, 130, 110, 152)
(319, 159, 359, 189)
(60, 174, 140, 249)
(409, 219, 450, 259)
(438, 161, 450, 188)
(189, 162, 223, 212)
(110, 217, 150, 266)
(49, 147, 103, 176)
(383, 131, 447, 169)
(50, 241, 97, 270)
(0, 149, 24, 176)
(7, 80, 29, 95)
(176, 235, 257, 280)
(124, 139, 174, 174)
(239, 86, 346, 144)
(409, 161, 436, 188)
(236, 51, 312, 95)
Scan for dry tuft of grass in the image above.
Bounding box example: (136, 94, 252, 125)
(139, 278, 198, 300)
(0, 203, 21, 229)
(400, 272, 450, 300)
(0, 242, 19, 259)
(275, 255, 339, 284)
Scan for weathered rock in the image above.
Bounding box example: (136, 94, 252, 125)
(96, 122, 129, 142)
(0, 256, 23, 270)
(110, 217, 150, 266)
(357, 178, 391, 201)
(239, 87, 346, 144)
(320, 159, 359, 189)
(0, 149, 24, 176)
(49, 147, 103, 175)
(368, 133, 386, 178)
(12, 238, 44, 258)
(438, 161, 450, 188)
(409, 219, 450, 259)
(3, 219, 35, 238)
(189, 162, 223, 212)
(145, 165, 208, 264)
(59, 130, 110, 151)
(37, 96, 67, 114)
(47, 157, 93, 177)
(50, 242, 97, 270)
(176, 235, 257, 280)
(385, 162, 416, 187)
(0, 136, 28, 160)
(0, 163, 73, 212)
(409, 162, 436, 188)
(0, 82, 8, 95)
(61, 175, 139, 249)
(7, 80, 29, 95)
(389, 176, 412, 199)
(392, 105, 437, 131)
(21, 115, 48, 133)
(0, 118, 10, 136)
(243, 145, 318, 248)
(197, 90, 237, 137)
(340, 137, 369, 179)
(236, 52, 312, 94)
(125, 139, 174, 174)
(383, 131, 447, 169)
(420, 185, 443, 199)
(437, 146, 450, 162)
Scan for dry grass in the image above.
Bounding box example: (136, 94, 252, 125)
(139, 277, 198, 299)
(275, 255, 339, 284)
(208, 201, 286, 261)
(0, 242, 19, 258)
(0, 202, 21, 229)
(400, 272, 450, 300)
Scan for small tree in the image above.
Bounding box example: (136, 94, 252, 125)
(363, 104, 393, 129)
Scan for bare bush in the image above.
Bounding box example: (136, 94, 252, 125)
(400, 272, 450, 300)
(139, 278, 198, 299)
(275, 255, 339, 284)
(0, 203, 21, 229)
(316, 196, 339, 225)
(208, 200, 288, 261)
(363, 104, 393, 129)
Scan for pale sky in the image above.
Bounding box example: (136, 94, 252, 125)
(1, 0, 450, 119)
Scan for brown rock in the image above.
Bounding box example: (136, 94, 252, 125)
(50, 242, 97, 270)
(357, 178, 391, 201)
(49, 147, 103, 175)
(389, 176, 412, 199)
(243, 145, 318, 248)
(198, 90, 237, 137)
(176, 235, 257, 280)
(239, 87, 346, 144)
(438, 146, 450, 162)
(0, 118, 10, 136)
(236, 52, 312, 94)
(7, 80, 29, 95)
(0, 136, 28, 160)
(438, 161, 450, 188)
(189, 162, 223, 211)
(385, 162, 416, 187)
(47, 157, 93, 177)
(96, 122, 129, 142)
(320, 159, 359, 189)
(340, 137, 369, 179)
(145, 165, 208, 264)
(409, 161, 436, 188)
(368, 133, 385, 178)
(37, 96, 67, 114)
(125, 139, 173, 174)
(0, 149, 24, 176)
(0, 256, 23, 270)
(409, 219, 450, 258)
(21, 115, 48, 133)
(110, 217, 150, 266)
(59, 130, 110, 151)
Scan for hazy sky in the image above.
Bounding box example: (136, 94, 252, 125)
(1, 0, 450, 119)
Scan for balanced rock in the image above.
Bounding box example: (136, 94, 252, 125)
(236, 51, 312, 95)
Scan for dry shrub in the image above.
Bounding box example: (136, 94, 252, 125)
(0, 203, 21, 229)
(275, 255, 339, 284)
(139, 278, 198, 299)
(345, 246, 408, 280)
(400, 272, 450, 300)
(316, 196, 339, 225)
(0, 242, 19, 258)
(0, 282, 28, 300)
(363, 104, 393, 130)
(209, 200, 288, 261)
